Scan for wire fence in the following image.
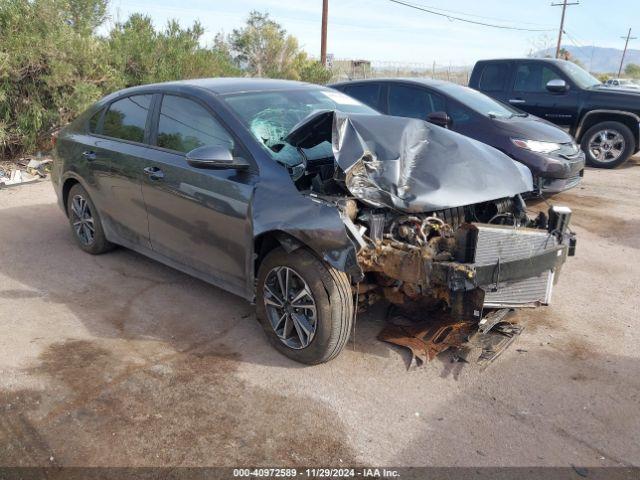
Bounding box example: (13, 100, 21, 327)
(328, 59, 472, 85)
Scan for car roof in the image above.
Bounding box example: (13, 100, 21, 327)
(109, 77, 319, 98)
(331, 77, 453, 89)
(475, 58, 571, 65)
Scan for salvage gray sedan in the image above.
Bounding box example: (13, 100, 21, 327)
(52, 78, 575, 364)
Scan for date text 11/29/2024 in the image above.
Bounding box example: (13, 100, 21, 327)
(233, 468, 400, 477)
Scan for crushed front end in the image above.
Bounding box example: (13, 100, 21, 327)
(280, 109, 576, 362)
(342, 196, 575, 321)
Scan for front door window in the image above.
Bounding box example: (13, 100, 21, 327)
(156, 95, 234, 153)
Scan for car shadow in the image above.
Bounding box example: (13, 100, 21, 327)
(0, 202, 310, 370)
(617, 154, 640, 169)
(386, 348, 640, 468)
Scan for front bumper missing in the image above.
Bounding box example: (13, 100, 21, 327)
(360, 223, 571, 319)
(432, 240, 567, 314)
(370, 219, 574, 368)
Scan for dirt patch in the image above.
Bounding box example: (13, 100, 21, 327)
(560, 338, 597, 361)
(0, 339, 356, 467)
(618, 155, 640, 170)
(511, 308, 565, 333)
(570, 208, 640, 249)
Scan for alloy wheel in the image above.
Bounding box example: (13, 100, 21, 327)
(70, 194, 95, 246)
(588, 129, 625, 164)
(263, 266, 317, 349)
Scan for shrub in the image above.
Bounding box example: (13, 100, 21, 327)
(0, 3, 330, 159)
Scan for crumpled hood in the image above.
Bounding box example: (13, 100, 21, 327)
(287, 111, 533, 212)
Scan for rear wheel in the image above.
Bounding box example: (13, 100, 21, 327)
(256, 247, 353, 365)
(66, 183, 114, 254)
(581, 121, 634, 168)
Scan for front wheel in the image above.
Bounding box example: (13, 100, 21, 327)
(581, 121, 634, 168)
(256, 247, 353, 365)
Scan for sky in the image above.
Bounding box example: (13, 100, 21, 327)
(103, 0, 639, 66)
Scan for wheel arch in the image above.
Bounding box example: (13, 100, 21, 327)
(576, 110, 640, 152)
(253, 230, 307, 277)
(61, 177, 81, 216)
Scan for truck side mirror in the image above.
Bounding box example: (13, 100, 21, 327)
(546, 79, 569, 93)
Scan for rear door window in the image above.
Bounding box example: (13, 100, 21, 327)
(156, 95, 234, 154)
(478, 63, 508, 92)
(340, 84, 382, 110)
(387, 84, 445, 120)
(103, 95, 153, 143)
(513, 64, 559, 92)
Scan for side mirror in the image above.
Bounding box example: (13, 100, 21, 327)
(427, 111, 452, 128)
(186, 145, 249, 170)
(546, 78, 569, 93)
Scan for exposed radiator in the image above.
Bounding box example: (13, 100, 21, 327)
(483, 271, 555, 308)
(473, 224, 557, 307)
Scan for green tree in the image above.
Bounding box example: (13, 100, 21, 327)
(294, 52, 332, 84)
(107, 14, 239, 88)
(0, 2, 329, 159)
(228, 11, 299, 78)
(624, 63, 640, 78)
(64, 0, 108, 34)
(227, 11, 330, 83)
(0, 0, 117, 158)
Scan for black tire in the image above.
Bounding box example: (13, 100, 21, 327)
(66, 183, 114, 254)
(581, 121, 635, 169)
(256, 247, 353, 365)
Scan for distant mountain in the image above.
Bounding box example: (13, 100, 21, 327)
(534, 45, 640, 73)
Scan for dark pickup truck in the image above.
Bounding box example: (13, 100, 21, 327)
(469, 58, 640, 168)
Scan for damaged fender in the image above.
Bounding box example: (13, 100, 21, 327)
(248, 162, 362, 301)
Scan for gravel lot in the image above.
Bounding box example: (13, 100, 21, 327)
(1, 157, 639, 468)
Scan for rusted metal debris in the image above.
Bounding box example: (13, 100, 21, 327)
(456, 322, 524, 369)
(378, 315, 475, 366)
(378, 309, 522, 369)
(478, 308, 511, 334)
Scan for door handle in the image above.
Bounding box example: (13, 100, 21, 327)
(143, 166, 165, 180)
(82, 151, 97, 161)
(509, 98, 526, 104)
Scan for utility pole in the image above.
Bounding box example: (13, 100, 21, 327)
(320, 0, 328, 66)
(551, 0, 579, 59)
(618, 28, 637, 78)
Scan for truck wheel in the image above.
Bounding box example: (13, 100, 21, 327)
(66, 183, 114, 254)
(256, 247, 353, 365)
(581, 121, 634, 168)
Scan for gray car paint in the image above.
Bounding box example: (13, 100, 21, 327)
(52, 80, 363, 301)
(51, 78, 533, 304)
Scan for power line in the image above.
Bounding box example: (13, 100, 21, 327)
(551, 0, 579, 58)
(385, 0, 555, 32)
(563, 30, 585, 49)
(400, 0, 554, 27)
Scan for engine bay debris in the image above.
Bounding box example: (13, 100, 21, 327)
(378, 309, 523, 369)
(269, 109, 576, 364)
